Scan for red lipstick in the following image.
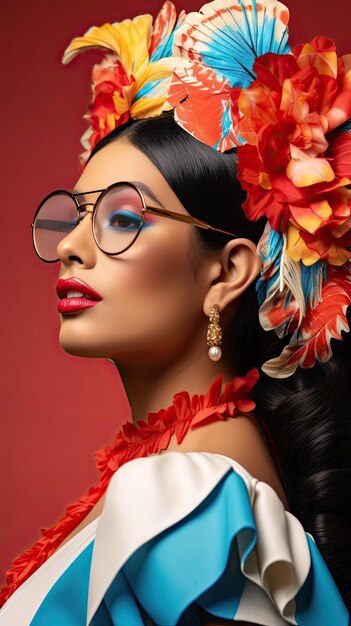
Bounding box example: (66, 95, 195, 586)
(56, 277, 102, 314)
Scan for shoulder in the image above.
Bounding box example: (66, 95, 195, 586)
(164, 413, 289, 510)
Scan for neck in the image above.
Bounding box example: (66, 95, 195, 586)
(115, 342, 237, 424)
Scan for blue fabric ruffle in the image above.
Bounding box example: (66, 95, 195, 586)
(30, 469, 349, 626)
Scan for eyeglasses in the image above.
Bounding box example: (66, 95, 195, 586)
(31, 181, 238, 262)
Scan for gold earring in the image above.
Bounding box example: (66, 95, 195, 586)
(207, 304, 222, 361)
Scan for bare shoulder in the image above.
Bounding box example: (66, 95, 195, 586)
(164, 415, 289, 510)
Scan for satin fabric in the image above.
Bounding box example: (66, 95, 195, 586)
(0, 452, 348, 625)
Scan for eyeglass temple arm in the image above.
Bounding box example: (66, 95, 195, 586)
(31, 219, 74, 232)
(144, 207, 238, 238)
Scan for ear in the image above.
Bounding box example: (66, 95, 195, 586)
(202, 238, 262, 316)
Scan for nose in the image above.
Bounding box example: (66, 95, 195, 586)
(57, 207, 96, 267)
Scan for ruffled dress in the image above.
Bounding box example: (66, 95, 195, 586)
(0, 368, 348, 626)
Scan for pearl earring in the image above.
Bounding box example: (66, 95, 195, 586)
(207, 304, 222, 361)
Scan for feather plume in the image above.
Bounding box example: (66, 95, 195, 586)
(256, 223, 300, 338)
(262, 263, 351, 378)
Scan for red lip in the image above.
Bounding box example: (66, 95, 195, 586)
(56, 277, 102, 314)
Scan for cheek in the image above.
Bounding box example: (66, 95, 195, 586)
(126, 237, 188, 293)
(115, 234, 194, 315)
(99, 227, 201, 353)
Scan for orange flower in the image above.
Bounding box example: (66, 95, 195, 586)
(236, 36, 351, 266)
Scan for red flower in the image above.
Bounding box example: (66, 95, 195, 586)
(236, 37, 351, 266)
(79, 56, 133, 156)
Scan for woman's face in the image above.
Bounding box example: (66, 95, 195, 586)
(57, 138, 210, 367)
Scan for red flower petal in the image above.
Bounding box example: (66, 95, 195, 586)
(329, 132, 351, 178)
(253, 52, 299, 92)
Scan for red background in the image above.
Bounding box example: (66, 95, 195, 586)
(1, 0, 350, 584)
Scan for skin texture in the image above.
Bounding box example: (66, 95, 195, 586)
(56, 138, 287, 626)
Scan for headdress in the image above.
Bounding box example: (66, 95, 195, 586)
(62, 1, 185, 162)
(63, 0, 351, 379)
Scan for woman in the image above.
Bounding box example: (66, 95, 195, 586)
(0, 0, 350, 624)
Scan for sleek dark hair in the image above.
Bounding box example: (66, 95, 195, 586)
(89, 110, 351, 611)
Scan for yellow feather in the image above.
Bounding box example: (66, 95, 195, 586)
(131, 96, 168, 118)
(62, 15, 152, 77)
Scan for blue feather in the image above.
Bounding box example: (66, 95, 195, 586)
(134, 78, 163, 101)
(149, 26, 177, 62)
(256, 227, 284, 306)
(300, 260, 326, 309)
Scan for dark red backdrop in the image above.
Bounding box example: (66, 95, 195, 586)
(1, 0, 350, 583)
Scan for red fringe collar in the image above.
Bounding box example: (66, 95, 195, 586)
(0, 367, 259, 607)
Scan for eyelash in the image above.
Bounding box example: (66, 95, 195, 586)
(106, 210, 152, 231)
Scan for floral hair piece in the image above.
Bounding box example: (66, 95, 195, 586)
(63, 0, 351, 379)
(168, 0, 351, 378)
(62, 1, 185, 162)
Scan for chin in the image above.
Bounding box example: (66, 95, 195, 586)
(58, 324, 126, 360)
(58, 325, 103, 358)
(59, 340, 100, 358)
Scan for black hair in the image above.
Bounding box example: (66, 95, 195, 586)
(89, 110, 351, 611)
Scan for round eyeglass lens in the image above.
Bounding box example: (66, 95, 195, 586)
(94, 184, 144, 255)
(33, 192, 78, 262)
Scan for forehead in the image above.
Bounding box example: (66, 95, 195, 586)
(74, 138, 187, 214)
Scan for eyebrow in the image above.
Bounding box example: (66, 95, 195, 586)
(131, 181, 165, 208)
(71, 181, 165, 208)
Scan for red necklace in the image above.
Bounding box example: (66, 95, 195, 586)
(0, 367, 259, 607)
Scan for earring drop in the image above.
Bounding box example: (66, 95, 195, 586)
(207, 304, 222, 361)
